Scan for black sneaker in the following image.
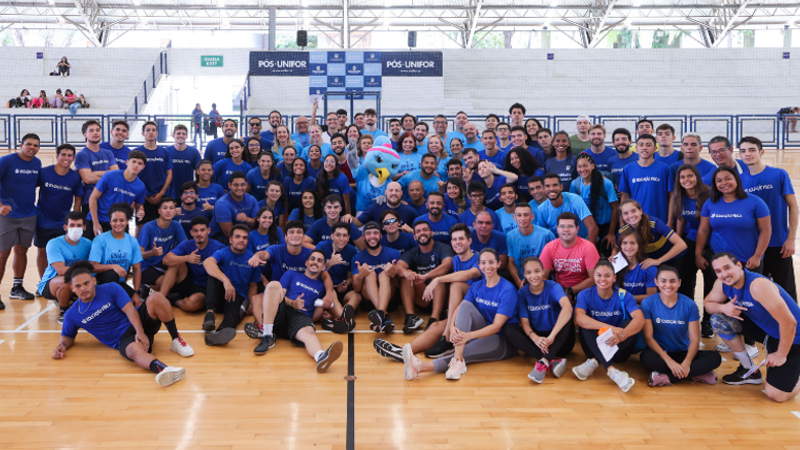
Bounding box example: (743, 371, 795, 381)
(424, 336, 455, 359)
(368, 309, 383, 332)
(57, 310, 66, 325)
(403, 314, 423, 334)
(254, 334, 276, 355)
(244, 322, 263, 339)
(341, 304, 356, 331)
(424, 317, 439, 331)
(722, 364, 764, 385)
(382, 313, 395, 333)
(202, 311, 216, 331)
(316, 341, 343, 373)
(34, 289, 42, 297)
(9, 285, 34, 300)
(204, 327, 236, 346)
(373, 338, 403, 362)
(321, 318, 350, 334)
(138, 285, 151, 301)
(0, 296, 5, 311)
(701, 320, 714, 338)
(166, 292, 182, 305)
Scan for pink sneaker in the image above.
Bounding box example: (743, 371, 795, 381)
(648, 371, 673, 387)
(691, 371, 717, 385)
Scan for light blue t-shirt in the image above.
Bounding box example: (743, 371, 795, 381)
(495, 207, 519, 234)
(641, 293, 700, 352)
(397, 152, 423, 174)
(507, 225, 556, 279)
(569, 177, 618, 226)
(398, 170, 441, 199)
(536, 192, 593, 239)
(38, 236, 92, 294)
(89, 231, 144, 282)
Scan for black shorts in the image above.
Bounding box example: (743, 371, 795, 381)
(170, 273, 206, 303)
(274, 300, 315, 346)
(34, 227, 65, 248)
(141, 265, 166, 286)
(41, 278, 73, 301)
(116, 299, 162, 360)
(742, 316, 800, 393)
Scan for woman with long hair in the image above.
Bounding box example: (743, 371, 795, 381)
(194, 159, 225, 211)
(444, 177, 470, 217)
(271, 124, 294, 163)
(246, 151, 282, 202)
(426, 136, 449, 180)
(316, 154, 353, 213)
(505, 146, 544, 201)
(393, 132, 421, 180)
(544, 131, 578, 191)
(618, 199, 687, 269)
(276, 146, 297, 179)
(244, 137, 263, 164)
(287, 189, 323, 230)
(259, 181, 288, 230)
(571, 153, 619, 255)
(615, 227, 658, 304)
(213, 139, 252, 191)
(306, 145, 324, 179)
(248, 206, 285, 254)
(282, 157, 316, 212)
(525, 118, 544, 149)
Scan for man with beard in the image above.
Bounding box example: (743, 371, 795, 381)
(209, 172, 258, 244)
(607, 128, 639, 186)
(77, 120, 118, 224)
(471, 211, 508, 270)
(173, 182, 212, 236)
(461, 148, 480, 184)
(399, 153, 441, 198)
(330, 133, 355, 185)
(414, 122, 429, 153)
(362, 108, 387, 138)
(511, 125, 546, 166)
(344, 181, 418, 229)
(260, 110, 282, 143)
(537, 173, 598, 243)
(395, 220, 455, 333)
(507, 202, 556, 288)
(581, 124, 616, 176)
(669, 133, 716, 180)
(374, 224, 481, 361)
(353, 221, 401, 333)
(415, 192, 459, 245)
(462, 123, 484, 152)
(388, 118, 402, 150)
(246, 117, 274, 151)
(478, 129, 507, 168)
(204, 118, 238, 164)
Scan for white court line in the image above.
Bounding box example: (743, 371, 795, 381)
(792, 411, 800, 420)
(0, 340, 5, 345)
(720, 356, 727, 362)
(13, 303, 55, 332)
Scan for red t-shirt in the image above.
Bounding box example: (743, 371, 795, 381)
(339, 163, 355, 184)
(540, 237, 600, 288)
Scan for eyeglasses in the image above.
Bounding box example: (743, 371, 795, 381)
(469, 193, 485, 198)
(249, 123, 261, 127)
(383, 218, 398, 226)
(708, 149, 729, 156)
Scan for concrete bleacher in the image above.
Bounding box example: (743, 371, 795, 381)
(2, 47, 161, 111)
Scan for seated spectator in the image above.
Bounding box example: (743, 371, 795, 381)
(63, 89, 76, 107)
(314, 222, 359, 333)
(10, 89, 31, 108)
(30, 90, 49, 108)
(69, 93, 88, 116)
(352, 221, 401, 332)
(379, 209, 416, 255)
(51, 89, 64, 108)
(57, 57, 71, 76)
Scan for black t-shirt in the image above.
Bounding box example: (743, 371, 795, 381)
(399, 241, 455, 275)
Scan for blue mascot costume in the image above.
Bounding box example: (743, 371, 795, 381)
(354, 145, 401, 212)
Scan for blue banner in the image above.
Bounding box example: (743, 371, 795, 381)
(250, 51, 309, 76)
(382, 52, 443, 77)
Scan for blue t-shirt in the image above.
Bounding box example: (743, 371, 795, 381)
(260, 130, 275, 144)
(463, 139, 485, 153)
(576, 286, 639, 328)
(741, 166, 795, 248)
(211, 247, 260, 297)
(280, 270, 326, 319)
(495, 207, 519, 234)
(283, 176, 316, 212)
(478, 149, 508, 169)
(399, 241, 455, 275)
(569, 177, 618, 226)
(607, 153, 639, 186)
(653, 150, 684, 166)
(679, 196, 702, 242)
(398, 170, 441, 199)
(246, 167, 281, 202)
(170, 238, 226, 287)
(90, 170, 146, 222)
(459, 208, 502, 232)
(36, 165, 83, 229)
(100, 142, 130, 170)
(276, 160, 291, 178)
(397, 152, 423, 174)
(536, 192, 593, 239)
(381, 232, 416, 255)
(174, 206, 213, 237)
(357, 202, 419, 227)
(306, 218, 362, 245)
(167, 145, 201, 198)
(581, 146, 617, 175)
(452, 251, 480, 286)
(701, 159, 749, 187)
(305, 161, 322, 179)
(38, 236, 92, 294)
(319, 173, 354, 201)
(470, 229, 508, 255)
(618, 160, 674, 223)
(135, 146, 173, 196)
(197, 183, 225, 207)
(669, 158, 716, 182)
(361, 129, 388, 138)
(203, 138, 229, 164)
(89, 231, 143, 282)
(618, 218, 676, 260)
(75, 147, 115, 205)
(213, 159, 253, 192)
(526, 146, 547, 167)
(291, 132, 311, 149)
(544, 156, 577, 191)
(315, 240, 357, 285)
(722, 270, 800, 344)
(517, 281, 567, 332)
(701, 194, 770, 263)
(266, 244, 313, 279)
(61, 283, 134, 349)
(287, 209, 318, 229)
(137, 220, 187, 270)
(444, 196, 470, 218)
(622, 263, 657, 297)
(300, 143, 333, 161)
(256, 200, 287, 219)
(247, 227, 286, 253)
(352, 246, 402, 276)
(416, 213, 460, 244)
(507, 225, 556, 279)
(641, 293, 700, 352)
(209, 192, 259, 236)
(464, 278, 519, 328)
(0, 153, 41, 218)
(482, 175, 508, 210)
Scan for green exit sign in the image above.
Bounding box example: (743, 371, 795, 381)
(201, 55, 223, 67)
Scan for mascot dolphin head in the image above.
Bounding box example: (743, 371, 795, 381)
(364, 145, 400, 187)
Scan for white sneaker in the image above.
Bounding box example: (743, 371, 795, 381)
(608, 368, 635, 393)
(445, 357, 467, 380)
(716, 342, 732, 352)
(155, 366, 186, 386)
(402, 344, 420, 380)
(551, 358, 567, 378)
(170, 335, 194, 357)
(572, 358, 599, 381)
(732, 344, 759, 361)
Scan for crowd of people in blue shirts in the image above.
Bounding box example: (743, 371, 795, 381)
(0, 104, 798, 400)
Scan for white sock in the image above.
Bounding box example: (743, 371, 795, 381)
(315, 350, 325, 362)
(734, 351, 754, 369)
(263, 324, 273, 336)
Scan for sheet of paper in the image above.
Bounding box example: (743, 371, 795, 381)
(609, 254, 628, 274)
(595, 328, 619, 361)
(743, 358, 767, 378)
(309, 93, 324, 105)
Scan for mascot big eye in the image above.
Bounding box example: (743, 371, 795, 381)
(354, 146, 400, 212)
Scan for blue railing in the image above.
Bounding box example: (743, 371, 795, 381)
(125, 51, 169, 116)
(3, 112, 800, 151)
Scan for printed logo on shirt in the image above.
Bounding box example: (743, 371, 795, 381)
(81, 302, 112, 324)
(591, 310, 621, 317)
(173, 159, 193, 165)
(91, 159, 110, 166)
(475, 297, 499, 308)
(710, 213, 743, 219)
(15, 168, 38, 175)
(632, 177, 661, 183)
(45, 182, 73, 192)
(527, 304, 551, 312)
(227, 260, 252, 269)
(744, 184, 774, 193)
(737, 300, 756, 308)
(153, 236, 174, 244)
(655, 317, 685, 325)
(553, 257, 586, 273)
(113, 187, 135, 197)
(147, 157, 165, 163)
(296, 281, 320, 295)
(624, 281, 645, 289)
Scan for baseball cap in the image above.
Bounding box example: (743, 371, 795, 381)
(363, 221, 381, 232)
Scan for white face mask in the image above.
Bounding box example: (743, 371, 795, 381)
(66, 227, 83, 242)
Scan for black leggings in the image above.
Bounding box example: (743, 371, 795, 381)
(639, 348, 722, 383)
(678, 239, 716, 323)
(95, 270, 135, 298)
(578, 323, 638, 369)
(503, 321, 575, 362)
(205, 276, 246, 331)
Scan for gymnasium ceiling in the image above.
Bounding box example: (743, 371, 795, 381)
(1, 0, 799, 47)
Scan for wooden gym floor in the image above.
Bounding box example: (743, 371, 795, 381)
(1, 150, 800, 449)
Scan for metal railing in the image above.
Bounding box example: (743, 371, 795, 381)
(125, 51, 169, 116)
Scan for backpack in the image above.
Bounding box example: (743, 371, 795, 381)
(778, 107, 793, 116)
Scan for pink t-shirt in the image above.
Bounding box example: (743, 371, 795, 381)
(540, 237, 600, 288)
